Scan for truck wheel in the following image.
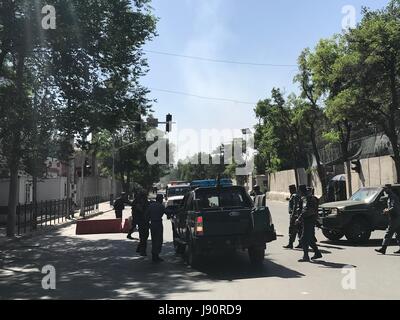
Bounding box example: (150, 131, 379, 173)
(322, 229, 344, 241)
(185, 240, 200, 267)
(345, 219, 371, 244)
(248, 246, 265, 266)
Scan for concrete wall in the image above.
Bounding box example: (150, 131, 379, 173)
(266, 155, 397, 202)
(266, 169, 308, 201)
(0, 176, 32, 206)
(346, 155, 397, 196)
(37, 177, 68, 202)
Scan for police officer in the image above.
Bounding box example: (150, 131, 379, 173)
(113, 193, 126, 219)
(296, 185, 323, 262)
(147, 194, 167, 263)
(129, 192, 150, 257)
(283, 185, 302, 249)
(375, 185, 400, 255)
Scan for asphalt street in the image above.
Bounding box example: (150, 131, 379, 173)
(0, 201, 399, 300)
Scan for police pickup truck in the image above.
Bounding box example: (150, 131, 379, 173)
(319, 184, 400, 244)
(167, 185, 276, 266)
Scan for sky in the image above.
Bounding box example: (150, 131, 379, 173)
(141, 0, 390, 161)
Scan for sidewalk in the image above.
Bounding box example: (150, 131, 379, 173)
(0, 202, 114, 246)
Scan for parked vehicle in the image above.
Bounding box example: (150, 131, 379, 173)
(164, 184, 191, 207)
(168, 185, 276, 266)
(319, 184, 400, 244)
(190, 179, 233, 189)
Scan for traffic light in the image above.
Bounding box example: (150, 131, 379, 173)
(84, 159, 92, 177)
(166, 114, 172, 132)
(351, 160, 361, 174)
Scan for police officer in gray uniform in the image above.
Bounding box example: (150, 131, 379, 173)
(147, 194, 167, 262)
(283, 185, 302, 249)
(375, 185, 400, 255)
(296, 185, 323, 262)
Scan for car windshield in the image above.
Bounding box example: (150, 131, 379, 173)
(196, 189, 252, 209)
(350, 188, 381, 203)
(167, 187, 190, 198)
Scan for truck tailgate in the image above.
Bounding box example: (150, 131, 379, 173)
(201, 208, 252, 236)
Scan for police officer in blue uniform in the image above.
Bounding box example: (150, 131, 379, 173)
(375, 185, 400, 255)
(296, 185, 323, 262)
(283, 185, 302, 249)
(147, 194, 167, 262)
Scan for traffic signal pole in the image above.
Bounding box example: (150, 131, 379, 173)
(80, 150, 85, 217)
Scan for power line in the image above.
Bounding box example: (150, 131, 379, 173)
(144, 49, 297, 68)
(149, 88, 257, 105)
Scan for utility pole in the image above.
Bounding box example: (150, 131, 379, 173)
(79, 150, 85, 217)
(112, 135, 116, 204)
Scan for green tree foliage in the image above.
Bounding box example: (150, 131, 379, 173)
(0, 0, 157, 236)
(254, 89, 308, 175)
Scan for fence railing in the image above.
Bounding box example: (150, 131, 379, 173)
(16, 198, 74, 235)
(11, 196, 104, 236)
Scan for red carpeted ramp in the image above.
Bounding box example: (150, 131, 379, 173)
(76, 219, 123, 235)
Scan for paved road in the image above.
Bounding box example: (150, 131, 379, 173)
(1, 201, 399, 300)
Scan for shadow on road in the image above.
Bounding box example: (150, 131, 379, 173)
(320, 238, 395, 248)
(312, 260, 356, 269)
(184, 252, 305, 281)
(0, 231, 211, 300)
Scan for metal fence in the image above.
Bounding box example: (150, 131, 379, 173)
(16, 198, 74, 235)
(12, 196, 103, 236)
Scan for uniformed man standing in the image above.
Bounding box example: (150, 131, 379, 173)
(375, 185, 400, 255)
(147, 194, 167, 263)
(128, 192, 150, 256)
(113, 193, 126, 219)
(296, 185, 323, 262)
(283, 185, 302, 249)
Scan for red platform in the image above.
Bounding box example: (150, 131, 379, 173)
(121, 218, 132, 234)
(76, 219, 123, 235)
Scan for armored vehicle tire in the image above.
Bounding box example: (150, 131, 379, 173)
(345, 218, 371, 244)
(248, 246, 265, 266)
(322, 229, 344, 241)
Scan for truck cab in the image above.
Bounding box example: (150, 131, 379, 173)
(319, 184, 400, 244)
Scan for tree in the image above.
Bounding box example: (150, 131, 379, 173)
(341, 1, 400, 182)
(0, 0, 157, 236)
(254, 89, 308, 184)
(294, 49, 329, 198)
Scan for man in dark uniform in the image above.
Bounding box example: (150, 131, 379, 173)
(113, 193, 126, 219)
(296, 185, 323, 262)
(128, 192, 150, 256)
(283, 185, 302, 249)
(375, 185, 400, 255)
(147, 194, 167, 263)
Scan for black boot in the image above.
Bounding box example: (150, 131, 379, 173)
(283, 243, 294, 249)
(394, 249, 400, 255)
(298, 256, 310, 262)
(152, 255, 164, 263)
(311, 252, 323, 260)
(127, 234, 134, 240)
(295, 243, 303, 249)
(375, 246, 387, 255)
